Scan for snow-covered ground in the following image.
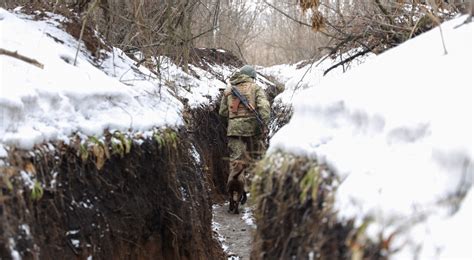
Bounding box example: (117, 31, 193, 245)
(269, 15, 472, 259)
(212, 203, 255, 260)
(259, 49, 372, 104)
(0, 8, 237, 151)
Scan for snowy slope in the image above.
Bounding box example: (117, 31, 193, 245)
(0, 8, 235, 150)
(259, 49, 373, 104)
(269, 15, 472, 259)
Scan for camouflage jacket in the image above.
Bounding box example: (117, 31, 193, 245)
(219, 73, 270, 137)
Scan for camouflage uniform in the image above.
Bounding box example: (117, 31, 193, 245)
(219, 71, 270, 193)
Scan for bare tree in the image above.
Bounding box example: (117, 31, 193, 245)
(2, 0, 468, 68)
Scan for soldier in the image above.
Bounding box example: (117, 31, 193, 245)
(219, 65, 270, 214)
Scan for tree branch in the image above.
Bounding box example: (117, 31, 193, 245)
(124, 26, 218, 53)
(263, 0, 312, 28)
(234, 41, 248, 64)
(0, 48, 44, 69)
(74, 0, 100, 66)
(375, 0, 394, 25)
(323, 47, 373, 76)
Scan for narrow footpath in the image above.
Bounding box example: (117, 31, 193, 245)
(212, 203, 256, 260)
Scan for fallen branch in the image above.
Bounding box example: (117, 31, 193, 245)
(0, 48, 44, 69)
(323, 47, 373, 76)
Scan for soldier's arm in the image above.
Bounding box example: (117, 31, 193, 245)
(255, 86, 270, 125)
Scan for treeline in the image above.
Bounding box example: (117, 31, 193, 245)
(2, 0, 469, 67)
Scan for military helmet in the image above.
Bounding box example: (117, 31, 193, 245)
(239, 65, 256, 79)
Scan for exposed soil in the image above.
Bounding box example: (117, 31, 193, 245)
(0, 113, 259, 260)
(191, 48, 244, 70)
(188, 104, 230, 202)
(14, 3, 110, 60)
(64, 19, 111, 59)
(0, 129, 225, 260)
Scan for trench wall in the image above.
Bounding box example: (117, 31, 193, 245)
(0, 129, 225, 260)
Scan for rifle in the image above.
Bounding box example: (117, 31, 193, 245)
(230, 86, 268, 133)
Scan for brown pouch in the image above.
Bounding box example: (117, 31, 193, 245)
(230, 98, 240, 114)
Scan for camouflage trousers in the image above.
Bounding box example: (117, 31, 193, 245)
(227, 136, 264, 192)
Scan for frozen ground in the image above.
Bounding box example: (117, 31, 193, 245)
(212, 203, 256, 260)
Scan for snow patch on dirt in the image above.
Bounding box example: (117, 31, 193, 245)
(212, 203, 256, 260)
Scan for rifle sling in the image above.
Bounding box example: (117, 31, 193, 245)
(230, 86, 264, 127)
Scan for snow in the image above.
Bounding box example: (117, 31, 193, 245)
(269, 15, 472, 259)
(0, 8, 181, 149)
(8, 238, 20, 260)
(259, 49, 373, 104)
(20, 224, 31, 237)
(70, 239, 80, 248)
(79, 199, 94, 209)
(212, 204, 230, 252)
(0, 145, 6, 157)
(20, 170, 35, 190)
(394, 189, 473, 259)
(190, 144, 201, 164)
(179, 186, 189, 201)
(66, 230, 80, 236)
(151, 56, 233, 108)
(0, 8, 234, 150)
(241, 207, 256, 229)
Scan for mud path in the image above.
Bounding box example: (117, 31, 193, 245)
(213, 202, 256, 260)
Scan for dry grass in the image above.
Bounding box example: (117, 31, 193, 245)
(250, 152, 383, 259)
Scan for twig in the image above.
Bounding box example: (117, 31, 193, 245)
(183, 26, 219, 44)
(289, 53, 331, 101)
(74, 0, 100, 66)
(134, 58, 148, 67)
(323, 20, 372, 50)
(437, 25, 448, 55)
(263, 0, 312, 28)
(66, 238, 80, 255)
(323, 47, 373, 76)
(408, 17, 423, 39)
(0, 48, 44, 69)
(375, 0, 394, 25)
(425, 12, 447, 55)
(123, 28, 208, 52)
(453, 15, 472, 29)
(234, 41, 248, 64)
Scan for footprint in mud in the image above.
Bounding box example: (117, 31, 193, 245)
(212, 203, 256, 260)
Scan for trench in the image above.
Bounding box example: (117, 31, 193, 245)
(0, 86, 270, 259)
(0, 6, 286, 257)
(0, 72, 381, 260)
(188, 97, 262, 260)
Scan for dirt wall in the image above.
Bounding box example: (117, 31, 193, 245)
(0, 129, 225, 260)
(188, 104, 230, 202)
